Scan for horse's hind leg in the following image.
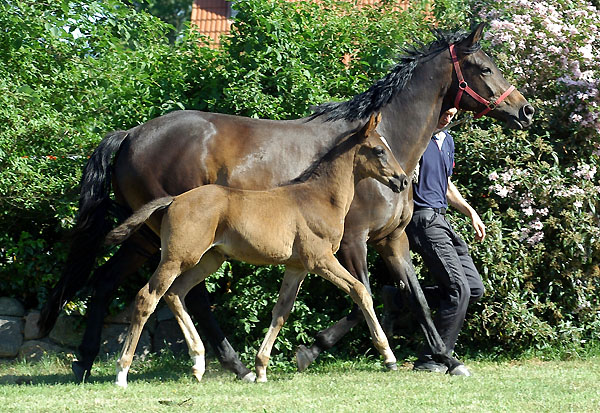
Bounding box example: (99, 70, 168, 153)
(296, 236, 368, 371)
(308, 252, 396, 369)
(185, 284, 253, 381)
(74, 233, 157, 382)
(374, 228, 462, 371)
(115, 260, 182, 388)
(255, 267, 307, 382)
(163, 250, 256, 382)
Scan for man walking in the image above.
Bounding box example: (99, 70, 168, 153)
(406, 107, 485, 376)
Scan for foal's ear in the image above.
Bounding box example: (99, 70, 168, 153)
(359, 113, 381, 141)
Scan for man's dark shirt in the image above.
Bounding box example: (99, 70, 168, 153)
(413, 130, 455, 209)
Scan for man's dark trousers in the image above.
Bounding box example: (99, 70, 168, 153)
(406, 208, 485, 358)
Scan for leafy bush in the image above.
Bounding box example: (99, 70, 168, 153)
(0, 0, 215, 305)
(445, 0, 600, 355)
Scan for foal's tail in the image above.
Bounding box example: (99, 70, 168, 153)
(38, 130, 129, 335)
(105, 197, 174, 246)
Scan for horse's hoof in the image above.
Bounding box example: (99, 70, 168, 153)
(192, 365, 205, 382)
(239, 372, 256, 382)
(448, 364, 471, 376)
(256, 375, 267, 383)
(296, 345, 314, 372)
(115, 379, 128, 388)
(72, 361, 91, 383)
(385, 362, 398, 371)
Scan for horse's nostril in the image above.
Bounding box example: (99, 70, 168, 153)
(523, 104, 535, 118)
(402, 176, 409, 189)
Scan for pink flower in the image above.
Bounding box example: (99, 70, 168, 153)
(531, 219, 544, 230)
(527, 231, 544, 245)
(537, 208, 549, 216)
(578, 44, 594, 61)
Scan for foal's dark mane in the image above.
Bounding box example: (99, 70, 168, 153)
(310, 29, 481, 122)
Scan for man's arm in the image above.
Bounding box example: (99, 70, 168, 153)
(447, 178, 486, 241)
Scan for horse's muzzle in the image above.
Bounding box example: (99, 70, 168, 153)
(389, 174, 409, 193)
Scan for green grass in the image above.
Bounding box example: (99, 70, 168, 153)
(1, 354, 599, 412)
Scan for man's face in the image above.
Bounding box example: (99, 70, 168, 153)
(437, 109, 457, 129)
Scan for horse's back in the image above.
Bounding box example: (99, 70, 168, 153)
(112, 110, 340, 213)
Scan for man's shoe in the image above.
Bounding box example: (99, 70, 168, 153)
(448, 364, 471, 376)
(412, 360, 448, 373)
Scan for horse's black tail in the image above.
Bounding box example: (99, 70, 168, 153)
(37, 130, 129, 335)
(105, 197, 174, 246)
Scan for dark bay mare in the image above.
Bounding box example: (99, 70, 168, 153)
(39, 23, 534, 381)
(105, 115, 408, 387)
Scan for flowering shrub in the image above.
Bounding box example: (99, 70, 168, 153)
(441, 0, 600, 355)
(479, 0, 600, 141)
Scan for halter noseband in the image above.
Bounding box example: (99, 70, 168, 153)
(449, 44, 515, 119)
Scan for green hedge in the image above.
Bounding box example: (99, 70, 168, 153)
(1, 0, 598, 364)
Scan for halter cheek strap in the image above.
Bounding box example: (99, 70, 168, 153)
(449, 44, 515, 119)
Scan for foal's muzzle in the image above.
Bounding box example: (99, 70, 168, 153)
(389, 174, 409, 193)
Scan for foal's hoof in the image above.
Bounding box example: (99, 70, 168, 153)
(239, 372, 256, 382)
(72, 361, 91, 383)
(115, 379, 128, 389)
(385, 362, 398, 371)
(448, 364, 472, 376)
(296, 345, 314, 372)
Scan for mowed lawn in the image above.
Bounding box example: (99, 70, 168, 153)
(0, 355, 599, 412)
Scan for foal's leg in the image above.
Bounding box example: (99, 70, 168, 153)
(185, 284, 254, 381)
(296, 236, 368, 371)
(255, 267, 307, 382)
(115, 260, 182, 388)
(163, 250, 255, 382)
(374, 228, 462, 371)
(308, 252, 396, 369)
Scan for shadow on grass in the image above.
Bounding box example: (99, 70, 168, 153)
(0, 356, 240, 386)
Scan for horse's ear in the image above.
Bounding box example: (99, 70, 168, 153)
(468, 22, 486, 44)
(457, 22, 486, 52)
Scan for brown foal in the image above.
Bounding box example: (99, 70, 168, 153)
(106, 114, 408, 387)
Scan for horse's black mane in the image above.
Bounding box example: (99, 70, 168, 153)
(310, 28, 481, 122)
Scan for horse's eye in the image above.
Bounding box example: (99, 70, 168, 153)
(373, 146, 386, 157)
(482, 67, 492, 75)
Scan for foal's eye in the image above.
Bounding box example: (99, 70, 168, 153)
(373, 146, 386, 157)
(481, 67, 493, 75)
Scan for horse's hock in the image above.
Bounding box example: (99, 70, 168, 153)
(0, 296, 185, 362)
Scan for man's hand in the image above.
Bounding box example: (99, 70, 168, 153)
(471, 211, 486, 242)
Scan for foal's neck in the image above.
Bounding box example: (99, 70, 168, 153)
(300, 136, 362, 215)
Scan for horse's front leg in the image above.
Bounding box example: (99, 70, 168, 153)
(115, 260, 181, 388)
(308, 253, 397, 370)
(255, 267, 307, 383)
(374, 228, 462, 372)
(296, 234, 368, 372)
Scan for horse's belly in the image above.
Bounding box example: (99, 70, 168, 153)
(214, 230, 296, 266)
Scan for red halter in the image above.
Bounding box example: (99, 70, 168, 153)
(449, 44, 515, 119)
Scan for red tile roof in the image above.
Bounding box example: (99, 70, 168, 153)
(191, 0, 412, 46)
